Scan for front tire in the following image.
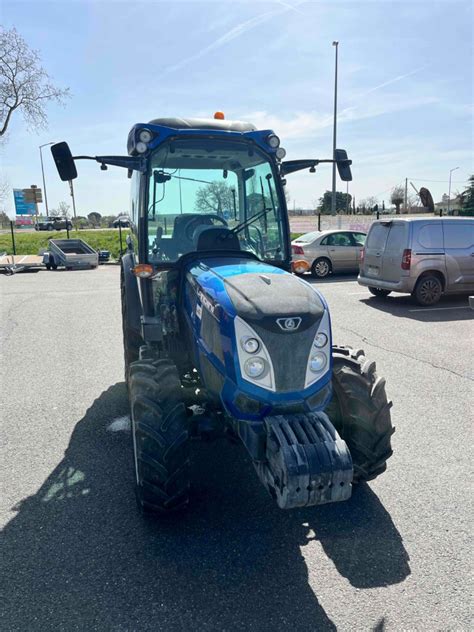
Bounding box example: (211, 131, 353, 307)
(129, 354, 190, 515)
(325, 346, 394, 481)
(368, 287, 391, 298)
(311, 257, 331, 278)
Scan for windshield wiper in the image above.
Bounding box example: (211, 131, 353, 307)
(228, 206, 273, 236)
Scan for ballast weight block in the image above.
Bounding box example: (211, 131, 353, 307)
(255, 412, 353, 509)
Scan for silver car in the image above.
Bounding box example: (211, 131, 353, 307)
(291, 229, 366, 278)
(358, 218, 474, 305)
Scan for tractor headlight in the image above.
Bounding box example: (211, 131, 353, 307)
(267, 134, 280, 148)
(276, 147, 286, 160)
(309, 352, 327, 373)
(241, 336, 260, 354)
(136, 141, 148, 154)
(244, 357, 266, 379)
(235, 316, 275, 391)
(138, 129, 153, 143)
(313, 333, 328, 348)
(304, 309, 331, 388)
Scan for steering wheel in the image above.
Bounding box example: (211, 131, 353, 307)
(183, 214, 228, 241)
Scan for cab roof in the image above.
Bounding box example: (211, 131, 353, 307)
(148, 117, 256, 133)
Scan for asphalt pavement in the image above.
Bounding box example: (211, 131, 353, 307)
(1, 266, 472, 631)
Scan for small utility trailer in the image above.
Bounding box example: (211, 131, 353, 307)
(45, 239, 98, 270)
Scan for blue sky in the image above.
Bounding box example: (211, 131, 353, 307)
(2, 0, 473, 217)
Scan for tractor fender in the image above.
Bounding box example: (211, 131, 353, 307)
(121, 252, 142, 335)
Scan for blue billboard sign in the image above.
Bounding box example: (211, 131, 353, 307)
(13, 189, 36, 215)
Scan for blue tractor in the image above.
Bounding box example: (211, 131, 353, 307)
(51, 115, 393, 514)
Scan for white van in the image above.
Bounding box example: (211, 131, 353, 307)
(358, 218, 474, 305)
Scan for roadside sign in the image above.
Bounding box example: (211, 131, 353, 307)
(23, 186, 43, 204)
(13, 189, 37, 215)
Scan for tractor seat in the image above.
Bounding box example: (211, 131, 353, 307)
(194, 226, 241, 252)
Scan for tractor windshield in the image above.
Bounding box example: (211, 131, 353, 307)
(146, 138, 287, 264)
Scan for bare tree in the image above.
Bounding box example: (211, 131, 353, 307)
(0, 27, 70, 139)
(390, 185, 405, 215)
(195, 182, 235, 216)
(0, 174, 10, 208)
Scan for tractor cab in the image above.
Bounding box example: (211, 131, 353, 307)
(127, 116, 292, 269)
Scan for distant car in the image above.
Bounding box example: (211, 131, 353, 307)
(291, 229, 367, 278)
(113, 216, 130, 228)
(35, 217, 72, 231)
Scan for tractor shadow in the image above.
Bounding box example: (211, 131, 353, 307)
(2, 383, 410, 631)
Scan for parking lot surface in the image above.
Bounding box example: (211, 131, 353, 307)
(1, 267, 472, 631)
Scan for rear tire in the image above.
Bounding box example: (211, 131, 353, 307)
(368, 287, 391, 298)
(311, 257, 331, 279)
(121, 268, 142, 386)
(129, 354, 190, 515)
(413, 274, 442, 306)
(325, 346, 394, 482)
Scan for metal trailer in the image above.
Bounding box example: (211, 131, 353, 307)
(0, 253, 44, 275)
(45, 239, 98, 270)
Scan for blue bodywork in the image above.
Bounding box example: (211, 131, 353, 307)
(129, 122, 281, 160)
(182, 256, 333, 422)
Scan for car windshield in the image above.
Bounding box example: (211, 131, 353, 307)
(296, 231, 321, 242)
(146, 138, 287, 263)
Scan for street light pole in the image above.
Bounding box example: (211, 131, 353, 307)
(39, 142, 55, 216)
(447, 167, 459, 214)
(331, 40, 339, 216)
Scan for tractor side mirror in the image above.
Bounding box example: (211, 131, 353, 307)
(335, 149, 352, 182)
(51, 142, 78, 181)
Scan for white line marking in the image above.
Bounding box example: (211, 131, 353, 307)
(347, 291, 369, 295)
(409, 306, 471, 312)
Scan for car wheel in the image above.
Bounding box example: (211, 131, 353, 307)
(47, 225, 53, 231)
(413, 275, 443, 306)
(311, 257, 331, 278)
(368, 287, 391, 298)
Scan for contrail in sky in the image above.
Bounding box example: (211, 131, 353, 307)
(338, 66, 427, 118)
(164, 1, 305, 74)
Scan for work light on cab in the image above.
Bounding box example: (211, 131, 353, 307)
(138, 129, 153, 143)
(267, 134, 280, 148)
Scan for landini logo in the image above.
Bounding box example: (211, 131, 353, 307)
(276, 317, 302, 332)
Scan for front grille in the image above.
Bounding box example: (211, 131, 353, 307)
(251, 317, 322, 392)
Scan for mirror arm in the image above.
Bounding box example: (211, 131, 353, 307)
(73, 155, 147, 173)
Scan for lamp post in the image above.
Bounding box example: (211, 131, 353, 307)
(447, 167, 459, 214)
(39, 142, 55, 216)
(331, 40, 339, 216)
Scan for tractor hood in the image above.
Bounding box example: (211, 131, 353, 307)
(186, 256, 325, 328)
(185, 256, 331, 400)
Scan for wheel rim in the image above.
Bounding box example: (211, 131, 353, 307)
(419, 279, 441, 304)
(315, 260, 329, 276)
